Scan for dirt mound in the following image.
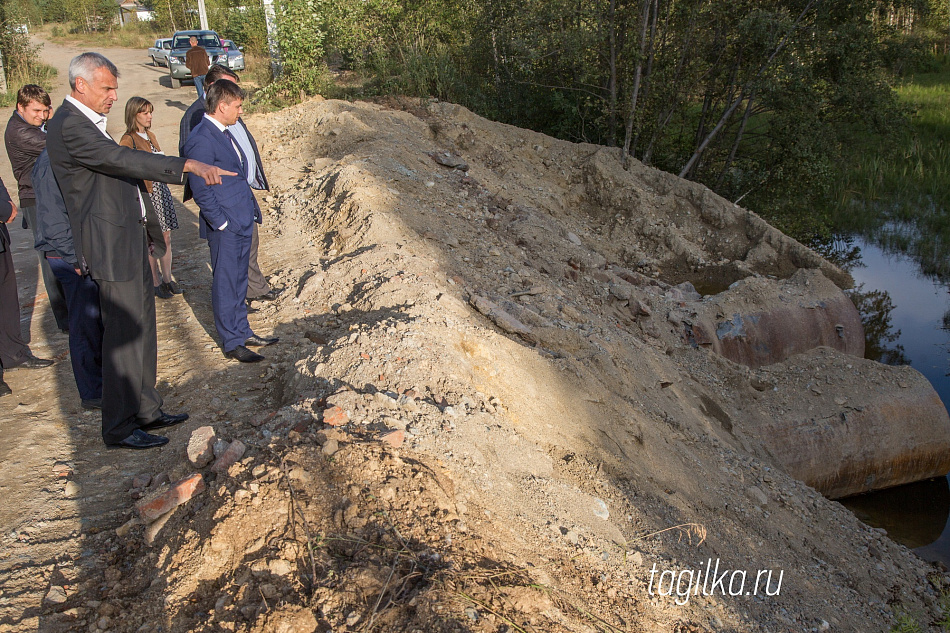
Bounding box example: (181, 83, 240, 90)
(14, 96, 950, 633)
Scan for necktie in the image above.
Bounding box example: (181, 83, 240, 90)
(223, 128, 248, 178)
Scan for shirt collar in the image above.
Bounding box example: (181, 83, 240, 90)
(66, 96, 109, 138)
(203, 113, 228, 133)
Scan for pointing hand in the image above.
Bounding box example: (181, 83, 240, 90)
(183, 159, 238, 185)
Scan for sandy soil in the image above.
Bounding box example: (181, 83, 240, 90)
(1, 40, 949, 633)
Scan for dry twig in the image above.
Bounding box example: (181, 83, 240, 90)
(280, 460, 321, 591)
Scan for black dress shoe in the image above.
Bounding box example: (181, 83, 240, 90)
(245, 298, 259, 313)
(12, 354, 54, 370)
(163, 280, 184, 295)
(142, 410, 189, 430)
(81, 398, 102, 410)
(0, 380, 11, 397)
(252, 288, 283, 302)
(107, 429, 169, 450)
(245, 334, 279, 347)
(225, 345, 265, 363)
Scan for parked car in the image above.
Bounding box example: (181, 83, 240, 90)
(166, 30, 228, 88)
(220, 40, 245, 71)
(148, 38, 173, 67)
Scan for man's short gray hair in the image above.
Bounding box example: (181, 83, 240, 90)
(68, 52, 119, 90)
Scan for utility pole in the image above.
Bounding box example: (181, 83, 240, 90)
(262, 0, 281, 78)
(0, 2, 7, 94)
(197, 0, 208, 30)
(0, 48, 7, 95)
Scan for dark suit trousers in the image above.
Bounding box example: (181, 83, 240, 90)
(95, 232, 163, 444)
(22, 205, 69, 331)
(208, 228, 253, 352)
(48, 256, 103, 401)
(0, 246, 30, 369)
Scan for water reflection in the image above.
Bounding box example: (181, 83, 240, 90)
(848, 284, 909, 365)
(821, 235, 910, 366)
(823, 236, 950, 563)
(841, 477, 950, 551)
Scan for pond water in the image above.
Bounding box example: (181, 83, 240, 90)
(835, 238, 950, 565)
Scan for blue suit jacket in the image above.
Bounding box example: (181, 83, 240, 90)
(182, 117, 262, 239)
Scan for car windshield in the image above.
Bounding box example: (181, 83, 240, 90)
(173, 34, 220, 48)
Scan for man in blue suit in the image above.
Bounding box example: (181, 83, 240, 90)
(182, 80, 278, 363)
(179, 65, 281, 311)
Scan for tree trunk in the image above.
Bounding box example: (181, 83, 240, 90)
(631, 0, 660, 156)
(622, 0, 653, 170)
(607, 0, 618, 143)
(714, 90, 756, 189)
(643, 10, 697, 164)
(678, 0, 819, 179)
(167, 0, 177, 31)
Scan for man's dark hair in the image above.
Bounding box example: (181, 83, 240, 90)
(204, 64, 238, 89)
(17, 84, 51, 108)
(205, 79, 245, 114)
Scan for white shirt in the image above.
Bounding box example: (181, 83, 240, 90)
(226, 120, 263, 189)
(66, 95, 108, 137)
(66, 95, 148, 220)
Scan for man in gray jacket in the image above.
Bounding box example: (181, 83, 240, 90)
(47, 52, 231, 449)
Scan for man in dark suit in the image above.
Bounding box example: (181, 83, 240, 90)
(32, 148, 103, 410)
(0, 171, 53, 400)
(1, 174, 54, 398)
(46, 52, 233, 449)
(182, 79, 278, 363)
(4, 84, 69, 332)
(179, 65, 280, 310)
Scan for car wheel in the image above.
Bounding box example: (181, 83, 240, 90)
(150, 56, 156, 66)
(170, 69, 181, 89)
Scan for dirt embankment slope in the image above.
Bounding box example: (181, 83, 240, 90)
(6, 95, 948, 633)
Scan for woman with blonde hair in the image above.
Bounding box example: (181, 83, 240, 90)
(119, 96, 182, 299)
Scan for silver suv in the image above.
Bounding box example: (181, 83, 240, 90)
(166, 30, 227, 88)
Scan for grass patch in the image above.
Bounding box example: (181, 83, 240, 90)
(41, 22, 161, 50)
(0, 63, 58, 108)
(830, 61, 950, 281)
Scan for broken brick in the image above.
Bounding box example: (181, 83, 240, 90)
(380, 429, 405, 448)
(211, 440, 247, 475)
(323, 405, 349, 427)
(135, 473, 205, 522)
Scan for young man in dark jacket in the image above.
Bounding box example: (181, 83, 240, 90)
(4, 84, 69, 332)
